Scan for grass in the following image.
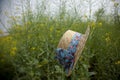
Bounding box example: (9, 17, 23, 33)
(0, 0, 120, 80)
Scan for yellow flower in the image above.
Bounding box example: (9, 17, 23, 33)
(105, 36, 110, 43)
(57, 30, 60, 33)
(10, 51, 16, 56)
(13, 41, 16, 45)
(91, 22, 95, 27)
(99, 22, 102, 26)
(6, 36, 12, 41)
(115, 60, 120, 64)
(31, 47, 35, 50)
(105, 32, 111, 43)
(10, 47, 17, 56)
(12, 47, 17, 51)
(92, 22, 95, 26)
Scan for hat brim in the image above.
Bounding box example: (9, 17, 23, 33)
(57, 26, 90, 77)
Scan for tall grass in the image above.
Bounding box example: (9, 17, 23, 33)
(0, 0, 120, 80)
(5, 0, 92, 79)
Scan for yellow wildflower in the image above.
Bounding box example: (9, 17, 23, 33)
(105, 36, 110, 43)
(31, 47, 35, 50)
(57, 30, 60, 33)
(10, 51, 16, 56)
(92, 22, 95, 26)
(90, 22, 95, 29)
(6, 36, 12, 41)
(99, 22, 102, 26)
(10, 47, 17, 56)
(13, 41, 16, 45)
(105, 32, 111, 43)
(115, 60, 120, 64)
(12, 47, 17, 51)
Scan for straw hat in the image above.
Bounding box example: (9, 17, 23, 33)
(55, 26, 90, 76)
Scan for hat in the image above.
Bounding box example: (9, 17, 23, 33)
(55, 26, 90, 76)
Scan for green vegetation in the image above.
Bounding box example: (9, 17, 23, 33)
(0, 0, 120, 80)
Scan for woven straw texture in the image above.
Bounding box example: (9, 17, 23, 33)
(57, 26, 90, 76)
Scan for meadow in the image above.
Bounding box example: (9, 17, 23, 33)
(0, 0, 120, 80)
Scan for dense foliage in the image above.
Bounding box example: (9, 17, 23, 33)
(0, 0, 120, 80)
